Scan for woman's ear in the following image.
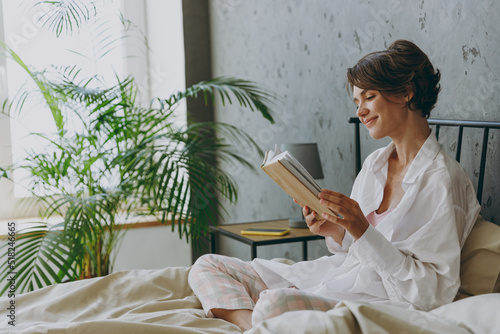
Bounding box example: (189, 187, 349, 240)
(404, 86, 415, 102)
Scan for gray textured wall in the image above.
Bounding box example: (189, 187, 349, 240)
(207, 0, 500, 261)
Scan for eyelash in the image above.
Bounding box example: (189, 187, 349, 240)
(355, 95, 375, 109)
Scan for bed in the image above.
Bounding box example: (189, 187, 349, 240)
(1, 118, 500, 334)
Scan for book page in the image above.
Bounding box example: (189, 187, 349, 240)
(262, 144, 284, 166)
(262, 145, 322, 195)
(280, 158, 322, 194)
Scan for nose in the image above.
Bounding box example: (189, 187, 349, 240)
(356, 101, 368, 118)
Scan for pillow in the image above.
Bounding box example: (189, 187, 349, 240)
(457, 215, 500, 299)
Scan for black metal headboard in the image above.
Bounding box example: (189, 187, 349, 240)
(348, 117, 500, 206)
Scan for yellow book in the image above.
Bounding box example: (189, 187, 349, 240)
(241, 227, 290, 236)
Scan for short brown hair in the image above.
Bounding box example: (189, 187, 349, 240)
(346, 40, 441, 118)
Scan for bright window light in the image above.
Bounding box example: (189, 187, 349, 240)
(2, 0, 125, 197)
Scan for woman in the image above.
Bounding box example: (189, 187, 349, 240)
(188, 40, 480, 331)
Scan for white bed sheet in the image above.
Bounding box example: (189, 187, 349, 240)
(249, 294, 500, 334)
(1, 266, 499, 334)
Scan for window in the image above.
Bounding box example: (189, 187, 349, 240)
(0, 0, 185, 220)
(4, 0, 126, 198)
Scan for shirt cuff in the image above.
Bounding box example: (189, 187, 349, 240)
(349, 225, 405, 278)
(326, 231, 354, 253)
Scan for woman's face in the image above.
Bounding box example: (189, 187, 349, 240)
(352, 86, 407, 140)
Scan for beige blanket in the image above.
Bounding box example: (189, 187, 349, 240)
(1, 266, 498, 333)
(1, 267, 240, 333)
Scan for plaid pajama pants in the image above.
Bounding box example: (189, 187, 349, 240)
(188, 254, 339, 325)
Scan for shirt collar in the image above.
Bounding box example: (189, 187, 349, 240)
(372, 142, 395, 176)
(402, 131, 440, 186)
(370, 131, 440, 188)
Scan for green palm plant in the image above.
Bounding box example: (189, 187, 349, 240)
(0, 1, 275, 294)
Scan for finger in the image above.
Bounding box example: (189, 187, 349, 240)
(319, 198, 346, 217)
(322, 212, 368, 240)
(321, 211, 338, 222)
(319, 189, 343, 197)
(307, 214, 327, 230)
(304, 210, 315, 224)
(320, 213, 348, 231)
(321, 211, 352, 228)
(302, 205, 310, 217)
(306, 211, 327, 226)
(308, 210, 326, 223)
(318, 191, 347, 204)
(319, 195, 357, 215)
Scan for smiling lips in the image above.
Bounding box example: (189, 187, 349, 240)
(363, 116, 378, 127)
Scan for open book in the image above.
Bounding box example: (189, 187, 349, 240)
(261, 145, 336, 220)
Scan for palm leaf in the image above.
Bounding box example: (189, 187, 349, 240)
(34, 0, 96, 37)
(0, 224, 75, 295)
(0, 42, 65, 133)
(0, 167, 8, 179)
(164, 77, 276, 124)
(115, 117, 264, 242)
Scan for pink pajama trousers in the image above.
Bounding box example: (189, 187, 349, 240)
(188, 254, 338, 325)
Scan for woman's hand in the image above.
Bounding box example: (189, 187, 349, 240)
(317, 189, 370, 240)
(293, 199, 345, 244)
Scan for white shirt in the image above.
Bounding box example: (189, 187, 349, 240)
(252, 132, 480, 311)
